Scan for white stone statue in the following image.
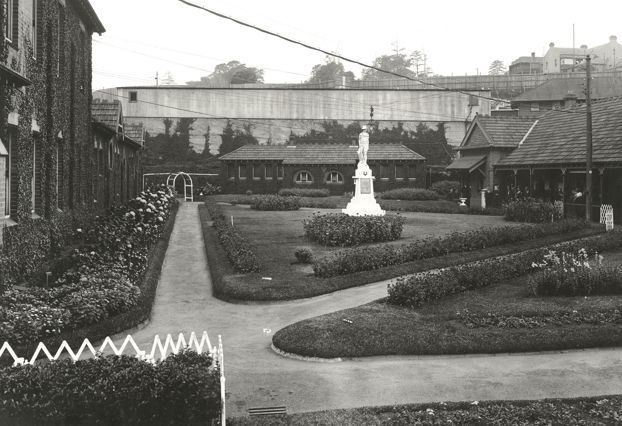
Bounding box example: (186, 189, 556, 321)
(357, 126, 369, 166)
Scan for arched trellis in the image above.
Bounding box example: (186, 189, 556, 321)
(142, 172, 218, 202)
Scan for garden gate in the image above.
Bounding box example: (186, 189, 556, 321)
(142, 172, 217, 201)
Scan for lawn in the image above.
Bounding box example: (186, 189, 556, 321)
(229, 395, 622, 425)
(272, 249, 622, 358)
(201, 200, 603, 301)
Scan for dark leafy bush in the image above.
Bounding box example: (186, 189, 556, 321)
(379, 187, 439, 201)
(303, 213, 405, 247)
(250, 194, 301, 211)
(278, 188, 330, 197)
(314, 219, 593, 278)
(387, 230, 622, 307)
(457, 308, 622, 328)
(194, 182, 221, 199)
(378, 199, 505, 216)
(294, 247, 314, 263)
(505, 198, 564, 223)
(206, 203, 260, 273)
(430, 180, 461, 199)
(0, 350, 221, 425)
(529, 265, 622, 296)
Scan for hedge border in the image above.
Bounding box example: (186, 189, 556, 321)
(0, 202, 179, 365)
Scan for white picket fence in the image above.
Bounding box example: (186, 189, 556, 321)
(1, 331, 226, 425)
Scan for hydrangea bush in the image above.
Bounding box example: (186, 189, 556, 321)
(303, 213, 405, 247)
(0, 186, 177, 345)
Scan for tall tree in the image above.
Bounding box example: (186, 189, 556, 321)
(362, 52, 417, 80)
(488, 60, 506, 75)
(186, 61, 264, 86)
(202, 126, 211, 157)
(307, 56, 355, 86)
(218, 121, 259, 156)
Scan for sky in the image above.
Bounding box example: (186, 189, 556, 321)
(90, 0, 622, 89)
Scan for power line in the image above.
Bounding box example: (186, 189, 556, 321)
(176, 0, 506, 103)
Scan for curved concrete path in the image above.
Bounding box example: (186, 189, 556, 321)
(112, 202, 622, 417)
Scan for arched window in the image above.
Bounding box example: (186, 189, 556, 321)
(294, 170, 313, 184)
(325, 171, 344, 184)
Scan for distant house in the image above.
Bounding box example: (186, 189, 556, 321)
(510, 77, 622, 116)
(92, 100, 143, 207)
(495, 96, 622, 223)
(543, 36, 622, 74)
(508, 53, 543, 75)
(446, 115, 537, 208)
(218, 144, 426, 194)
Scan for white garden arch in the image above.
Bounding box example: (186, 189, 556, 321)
(142, 172, 218, 202)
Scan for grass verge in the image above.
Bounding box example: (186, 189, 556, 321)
(229, 395, 622, 425)
(272, 248, 622, 358)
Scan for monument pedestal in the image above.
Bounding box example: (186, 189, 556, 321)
(342, 163, 385, 216)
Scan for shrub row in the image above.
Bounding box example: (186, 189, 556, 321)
(206, 203, 260, 272)
(303, 213, 405, 247)
(529, 265, 622, 296)
(380, 187, 439, 201)
(278, 187, 330, 197)
(456, 308, 622, 329)
(0, 187, 177, 346)
(505, 198, 564, 223)
(313, 219, 592, 278)
(0, 351, 220, 425)
(386, 229, 622, 307)
(430, 180, 461, 199)
(250, 194, 301, 211)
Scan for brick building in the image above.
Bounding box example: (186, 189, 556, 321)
(218, 144, 426, 194)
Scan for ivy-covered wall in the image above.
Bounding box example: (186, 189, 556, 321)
(0, 0, 96, 222)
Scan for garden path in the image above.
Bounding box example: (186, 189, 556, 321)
(111, 202, 622, 417)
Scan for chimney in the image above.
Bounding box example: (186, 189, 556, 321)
(549, 42, 555, 48)
(531, 52, 535, 57)
(563, 92, 578, 109)
(610, 35, 618, 42)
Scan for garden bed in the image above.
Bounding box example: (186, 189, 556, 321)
(200, 202, 603, 301)
(230, 395, 622, 425)
(272, 246, 622, 358)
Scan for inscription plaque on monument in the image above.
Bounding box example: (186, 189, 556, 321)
(360, 178, 371, 194)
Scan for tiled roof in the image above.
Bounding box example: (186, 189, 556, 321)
(446, 155, 486, 171)
(511, 56, 543, 65)
(92, 99, 122, 131)
(461, 115, 537, 149)
(497, 96, 622, 166)
(219, 144, 425, 164)
(512, 77, 622, 102)
(125, 123, 145, 144)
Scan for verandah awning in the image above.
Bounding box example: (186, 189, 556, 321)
(0, 64, 32, 87)
(446, 155, 486, 173)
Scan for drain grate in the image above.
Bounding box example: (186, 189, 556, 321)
(248, 406, 287, 416)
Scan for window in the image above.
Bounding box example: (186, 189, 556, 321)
(31, 134, 42, 214)
(129, 91, 138, 102)
(4, 0, 16, 44)
(31, 0, 37, 58)
(264, 163, 274, 180)
(5, 129, 17, 218)
(79, 32, 85, 91)
(325, 171, 343, 184)
(530, 103, 540, 112)
(468, 95, 479, 106)
(395, 164, 406, 180)
(252, 163, 263, 180)
(380, 163, 390, 179)
(238, 163, 247, 179)
(226, 163, 235, 179)
(277, 165, 284, 180)
(294, 170, 313, 184)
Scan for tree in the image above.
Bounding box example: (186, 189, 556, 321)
(218, 121, 259, 156)
(202, 126, 211, 157)
(160, 71, 176, 85)
(186, 61, 264, 86)
(410, 50, 425, 76)
(306, 56, 355, 86)
(362, 52, 417, 80)
(488, 60, 506, 75)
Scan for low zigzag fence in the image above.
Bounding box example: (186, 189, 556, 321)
(1, 331, 226, 425)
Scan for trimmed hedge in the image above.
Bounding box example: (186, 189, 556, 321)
(430, 180, 461, 199)
(278, 188, 330, 197)
(313, 219, 594, 278)
(505, 198, 564, 223)
(387, 229, 622, 307)
(303, 213, 405, 247)
(206, 203, 260, 273)
(250, 194, 301, 211)
(0, 351, 220, 425)
(379, 187, 439, 201)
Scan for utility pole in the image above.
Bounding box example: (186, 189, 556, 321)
(585, 55, 593, 221)
(155, 72, 159, 87)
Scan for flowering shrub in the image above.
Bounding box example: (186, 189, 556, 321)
(505, 198, 564, 223)
(313, 219, 591, 278)
(303, 213, 405, 247)
(206, 203, 260, 273)
(294, 247, 314, 263)
(0, 350, 221, 425)
(195, 182, 221, 197)
(379, 188, 440, 201)
(0, 186, 177, 346)
(278, 188, 330, 197)
(387, 230, 622, 307)
(528, 249, 622, 296)
(250, 194, 301, 211)
(456, 308, 622, 328)
(430, 180, 461, 199)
